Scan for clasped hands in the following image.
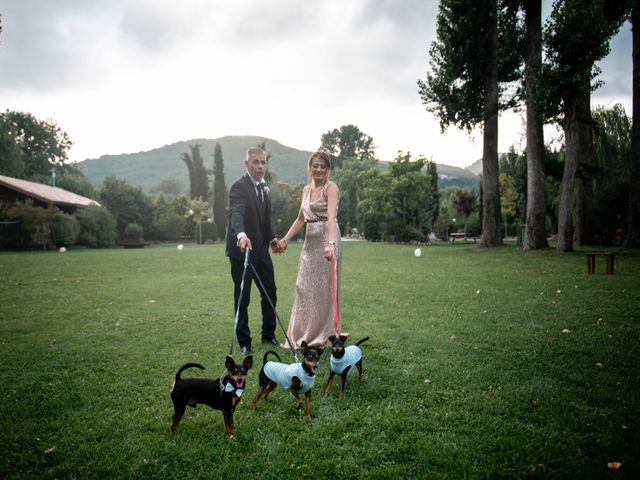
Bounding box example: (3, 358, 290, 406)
(272, 238, 288, 254)
(241, 237, 332, 260)
(239, 236, 287, 254)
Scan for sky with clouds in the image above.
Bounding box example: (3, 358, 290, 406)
(0, 0, 633, 168)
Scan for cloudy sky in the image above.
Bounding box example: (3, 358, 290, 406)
(0, 0, 633, 168)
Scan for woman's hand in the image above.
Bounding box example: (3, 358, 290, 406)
(323, 243, 334, 261)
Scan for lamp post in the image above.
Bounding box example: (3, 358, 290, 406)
(188, 209, 202, 245)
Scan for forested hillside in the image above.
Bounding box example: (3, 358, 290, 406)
(78, 136, 313, 192)
(78, 135, 479, 192)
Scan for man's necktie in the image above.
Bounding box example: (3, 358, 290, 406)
(256, 183, 265, 202)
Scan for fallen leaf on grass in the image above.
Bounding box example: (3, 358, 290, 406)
(551, 299, 557, 305)
(561, 329, 571, 334)
(476, 289, 481, 294)
(607, 462, 623, 470)
(548, 336, 557, 341)
(622, 425, 628, 430)
(44, 447, 56, 455)
(449, 335, 458, 341)
(595, 362, 603, 368)
(556, 289, 562, 294)
(148, 300, 156, 304)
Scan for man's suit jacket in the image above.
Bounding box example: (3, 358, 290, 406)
(226, 174, 275, 260)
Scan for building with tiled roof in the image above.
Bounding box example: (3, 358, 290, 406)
(0, 175, 100, 214)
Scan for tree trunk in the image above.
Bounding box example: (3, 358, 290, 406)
(628, 1, 640, 247)
(575, 154, 594, 246)
(523, 0, 548, 250)
(557, 76, 591, 252)
(479, 1, 502, 248)
(574, 85, 595, 246)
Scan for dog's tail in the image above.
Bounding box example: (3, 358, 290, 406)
(262, 351, 281, 364)
(355, 336, 370, 347)
(174, 363, 205, 383)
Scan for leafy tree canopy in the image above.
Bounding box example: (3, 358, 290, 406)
(99, 176, 153, 241)
(320, 125, 376, 169)
(360, 152, 437, 242)
(0, 110, 72, 178)
(418, 0, 522, 132)
(539, 0, 630, 123)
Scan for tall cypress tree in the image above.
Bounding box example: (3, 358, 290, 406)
(212, 142, 227, 240)
(181, 143, 209, 201)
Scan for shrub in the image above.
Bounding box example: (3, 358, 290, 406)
(50, 211, 80, 247)
(156, 211, 186, 242)
(384, 217, 410, 243)
(3, 200, 54, 249)
(123, 223, 144, 243)
(362, 212, 385, 241)
(200, 221, 217, 243)
(75, 205, 117, 248)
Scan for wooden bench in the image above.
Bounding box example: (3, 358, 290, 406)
(450, 232, 477, 243)
(586, 252, 614, 275)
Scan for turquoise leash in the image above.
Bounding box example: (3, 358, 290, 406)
(247, 258, 299, 363)
(229, 248, 251, 357)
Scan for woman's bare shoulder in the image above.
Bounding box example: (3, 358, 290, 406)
(326, 181, 339, 194)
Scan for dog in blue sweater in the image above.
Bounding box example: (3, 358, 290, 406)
(251, 341, 323, 422)
(323, 335, 369, 399)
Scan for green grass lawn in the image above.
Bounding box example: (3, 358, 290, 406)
(1, 241, 639, 479)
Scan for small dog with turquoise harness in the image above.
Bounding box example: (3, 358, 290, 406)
(251, 341, 323, 422)
(323, 335, 370, 399)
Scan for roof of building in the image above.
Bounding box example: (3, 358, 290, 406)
(0, 174, 100, 208)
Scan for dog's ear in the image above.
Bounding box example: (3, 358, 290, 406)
(225, 356, 235, 370)
(339, 335, 348, 343)
(328, 335, 336, 343)
(300, 341, 308, 354)
(243, 355, 253, 370)
(316, 347, 323, 356)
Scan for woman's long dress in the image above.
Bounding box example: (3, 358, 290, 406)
(284, 182, 341, 349)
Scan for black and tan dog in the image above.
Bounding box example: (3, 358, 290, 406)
(251, 341, 322, 422)
(171, 356, 253, 436)
(323, 335, 369, 399)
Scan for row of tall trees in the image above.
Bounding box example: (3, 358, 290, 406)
(180, 141, 228, 243)
(419, 0, 638, 251)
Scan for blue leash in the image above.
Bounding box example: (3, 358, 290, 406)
(229, 248, 299, 362)
(229, 248, 251, 357)
(247, 258, 299, 362)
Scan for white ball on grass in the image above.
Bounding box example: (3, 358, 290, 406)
(59, 247, 66, 253)
(177, 244, 184, 250)
(414, 248, 422, 257)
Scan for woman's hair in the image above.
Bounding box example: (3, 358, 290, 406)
(307, 151, 332, 184)
(308, 151, 331, 169)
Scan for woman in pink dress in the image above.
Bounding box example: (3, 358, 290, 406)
(277, 151, 341, 349)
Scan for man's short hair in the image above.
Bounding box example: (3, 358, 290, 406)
(246, 147, 266, 161)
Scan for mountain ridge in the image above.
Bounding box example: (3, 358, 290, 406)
(78, 135, 480, 192)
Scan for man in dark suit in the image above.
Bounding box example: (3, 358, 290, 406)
(226, 147, 282, 356)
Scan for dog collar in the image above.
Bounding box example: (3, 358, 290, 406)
(224, 381, 244, 397)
